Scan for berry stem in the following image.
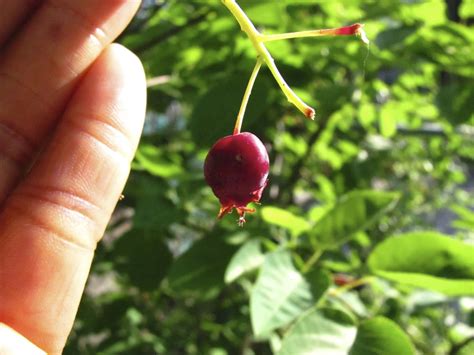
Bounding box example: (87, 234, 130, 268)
(260, 23, 369, 44)
(222, 0, 315, 120)
(328, 276, 375, 297)
(222, 0, 368, 121)
(233, 59, 262, 135)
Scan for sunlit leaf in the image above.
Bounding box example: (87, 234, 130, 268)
(225, 239, 265, 283)
(350, 317, 415, 355)
(261, 206, 311, 237)
(380, 102, 398, 138)
(135, 143, 183, 178)
(368, 232, 474, 295)
(312, 190, 400, 248)
(451, 204, 474, 231)
(278, 308, 357, 355)
(250, 250, 330, 337)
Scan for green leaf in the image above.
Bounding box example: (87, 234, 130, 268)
(124, 174, 183, 233)
(261, 206, 311, 237)
(451, 204, 474, 231)
(312, 190, 400, 248)
(167, 236, 237, 299)
(436, 82, 474, 125)
(189, 74, 271, 147)
(458, 340, 474, 355)
(134, 143, 183, 178)
(250, 250, 330, 337)
(278, 308, 357, 355)
(115, 230, 173, 291)
(225, 239, 265, 283)
(306, 268, 332, 304)
(240, 0, 286, 27)
(380, 102, 398, 138)
(375, 25, 419, 51)
(368, 232, 474, 295)
(350, 317, 415, 355)
(331, 292, 369, 318)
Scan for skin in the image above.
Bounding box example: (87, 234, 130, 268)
(0, 1, 146, 353)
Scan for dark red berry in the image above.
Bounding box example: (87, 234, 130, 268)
(204, 132, 269, 225)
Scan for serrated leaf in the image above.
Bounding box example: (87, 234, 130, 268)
(368, 232, 474, 295)
(278, 308, 357, 355)
(250, 250, 330, 337)
(350, 317, 415, 355)
(168, 237, 237, 299)
(261, 206, 311, 237)
(225, 239, 264, 283)
(312, 190, 400, 248)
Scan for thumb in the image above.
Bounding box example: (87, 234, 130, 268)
(0, 323, 46, 355)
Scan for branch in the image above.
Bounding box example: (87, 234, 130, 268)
(449, 335, 474, 355)
(233, 59, 262, 134)
(222, 0, 315, 119)
(146, 75, 171, 88)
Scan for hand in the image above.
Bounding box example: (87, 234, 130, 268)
(0, 1, 145, 353)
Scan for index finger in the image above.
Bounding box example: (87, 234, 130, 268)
(0, 0, 141, 202)
(0, 0, 42, 48)
(0, 44, 146, 354)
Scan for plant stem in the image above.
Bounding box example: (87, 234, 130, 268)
(222, 0, 315, 119)
(233, 59, 262, 135)
(222, 1, 368, 121)
(302, 248, 323, 273)
(329, 276, 375, 297)
(261, 23, 369, 45)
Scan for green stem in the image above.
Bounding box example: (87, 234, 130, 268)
(222, 1, 368, 121)
(302, 248, 323, 273)
(233, 59, 262, 135)
(261, 24, 369, 45)
(329, 276, 375, 297)
(222, 0, 315, 119)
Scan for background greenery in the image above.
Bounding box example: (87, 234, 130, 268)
(65, 0, 474, 354)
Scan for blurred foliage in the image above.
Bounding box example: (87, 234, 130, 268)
(65, 0, 474, 354)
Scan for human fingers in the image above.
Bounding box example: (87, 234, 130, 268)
(0, 0, 43, 48)
(0, 323, 46, 355)
(0, 43, 146, 354)
(0, 0, 141, 203)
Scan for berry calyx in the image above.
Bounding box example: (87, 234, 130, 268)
(204, 132, 269, 225)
